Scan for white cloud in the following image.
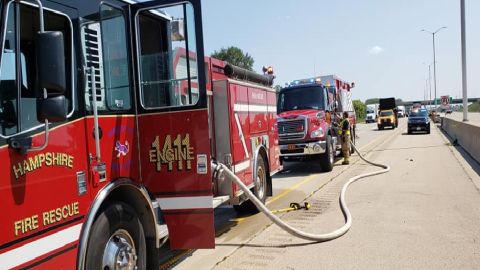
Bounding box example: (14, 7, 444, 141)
(368, 46, 385, 55)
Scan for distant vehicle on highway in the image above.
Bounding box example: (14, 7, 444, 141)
(397, 105, 406, 118)
(365, 104, 378, 123)
(430, 108, 441, 123)
(377, 98, 398, 130)
(377, 110, 396, 129)
(408, 108, 430, 134)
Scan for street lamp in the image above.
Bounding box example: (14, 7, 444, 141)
(421, 26, 447, 111)
(460, 0, 468, 121)
(422, 62, 432, 108)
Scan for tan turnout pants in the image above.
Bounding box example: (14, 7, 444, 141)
(342, 134, 351, 162)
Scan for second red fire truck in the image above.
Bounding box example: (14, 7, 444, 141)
(0, 0, 280, 269)
(277, 75, 356, 171)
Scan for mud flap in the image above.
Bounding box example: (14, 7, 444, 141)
(163, 209, 215, 249)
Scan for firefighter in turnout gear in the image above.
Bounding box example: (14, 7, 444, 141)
(339, 111, 351, 165)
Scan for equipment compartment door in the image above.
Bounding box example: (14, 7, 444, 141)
(248, 87, 268, 135)
(131, 0, 214, 249)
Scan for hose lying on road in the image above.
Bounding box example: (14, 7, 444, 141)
(219, 143, 390, 242)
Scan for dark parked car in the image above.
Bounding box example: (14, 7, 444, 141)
(408, 109, 430, 134)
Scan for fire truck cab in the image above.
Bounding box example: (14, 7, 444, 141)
(0, 0, 280, 269)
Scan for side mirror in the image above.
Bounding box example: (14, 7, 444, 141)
(36, 31, 66, 95)
(35, 31, 67, 123)
(37, 96, 67, 122)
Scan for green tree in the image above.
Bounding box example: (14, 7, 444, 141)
(353, 99, 366, 122)
(211, 46, 254, 71)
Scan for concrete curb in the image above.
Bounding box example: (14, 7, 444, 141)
(441, 117, 480, 163)
(439, 119, 480, 192)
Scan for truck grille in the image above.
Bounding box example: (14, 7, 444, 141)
(278, 119, 306, 141)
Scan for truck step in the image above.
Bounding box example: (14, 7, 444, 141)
(213, 195, 230, 208)
(157, 224, 169, 239)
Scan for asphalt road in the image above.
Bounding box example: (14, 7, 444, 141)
(165, 118, 480, 270)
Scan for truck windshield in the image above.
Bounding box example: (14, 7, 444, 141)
(278, 86, 325, 113)
(409, 110, 428, 117)
(380, 111, 393, 116)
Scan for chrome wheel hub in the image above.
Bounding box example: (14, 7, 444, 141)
(256, 165, 266, 199)
(102, 229, 138, 270)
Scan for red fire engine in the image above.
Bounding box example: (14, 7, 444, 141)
(0, 0, 280, 269)
(277, 75, 356, 170)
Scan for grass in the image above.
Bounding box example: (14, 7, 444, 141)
(468, 101, 480, 112)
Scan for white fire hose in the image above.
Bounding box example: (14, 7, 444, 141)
(219, 143, 390, 242)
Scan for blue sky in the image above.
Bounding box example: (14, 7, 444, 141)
(201, 0, 480, 102)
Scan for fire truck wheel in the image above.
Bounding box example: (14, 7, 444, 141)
(234, 158, 268, 213)
(86, 202, 146, 270)
(319, 135, 334, 172)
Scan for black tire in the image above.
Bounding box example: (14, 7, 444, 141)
(427, 126, 431, 134)
(234, 157, 268, 213)
(319, 135, 334, 172)
(407, 129, 412, 134)
(86, 202, 146, 270)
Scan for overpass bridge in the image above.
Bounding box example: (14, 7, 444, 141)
(400, 97, 479, 107)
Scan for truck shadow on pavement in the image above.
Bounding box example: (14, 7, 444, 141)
(216, 241, 330, 248)
(373, 128, 396, 131)
(275, 160, 342, 178)
(401, 132, 429, 135)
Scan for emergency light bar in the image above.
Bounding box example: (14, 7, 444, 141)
(286, 77, 322, 87)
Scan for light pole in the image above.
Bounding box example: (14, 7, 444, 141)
(423, 62, 432, 108)
(460, 0, 468, 121)
(421, 26, 447, 111)
(424, 79, 428, 106)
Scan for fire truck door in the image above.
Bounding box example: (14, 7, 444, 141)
(131, 0, 215, 249)
(81, 3, 140, 198)
(0, 2, 87, 268)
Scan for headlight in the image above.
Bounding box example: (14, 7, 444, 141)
(377, 119, 381, 124)
(310, 128, 324, 138)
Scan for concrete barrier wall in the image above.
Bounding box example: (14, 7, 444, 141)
(442, 117, 480, 163)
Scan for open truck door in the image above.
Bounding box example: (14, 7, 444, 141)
(130, 0, 214, 249)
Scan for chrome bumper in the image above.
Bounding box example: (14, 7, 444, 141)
(279, 141, 327, 157)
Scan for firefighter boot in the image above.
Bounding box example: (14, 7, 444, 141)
(342, 155, 350, 165)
